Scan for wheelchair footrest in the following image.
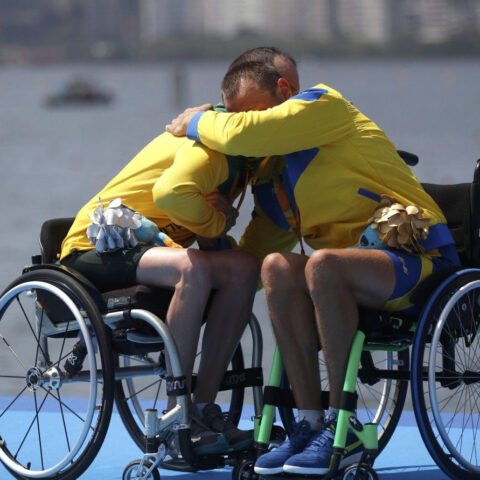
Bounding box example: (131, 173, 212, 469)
(160, 447, 228, 472)
(160, 457, 199, 472)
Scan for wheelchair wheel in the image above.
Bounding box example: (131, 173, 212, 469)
(123, 459, 160, 480)
(342, 463, 379, 480)
(279, 347, 409, 454)
(114, 319, 249, 451)
(412, 269, 480, 480)
(0, 269, 114, 480)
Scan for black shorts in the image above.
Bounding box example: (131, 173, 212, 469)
(60, 246, 154, 292)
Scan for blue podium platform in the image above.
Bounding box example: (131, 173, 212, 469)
(0, 405, 451, 479)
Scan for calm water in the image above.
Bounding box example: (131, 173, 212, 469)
(1, 57, 480, 374)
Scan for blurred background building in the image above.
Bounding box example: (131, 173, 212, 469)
(1, 0, 479, 63)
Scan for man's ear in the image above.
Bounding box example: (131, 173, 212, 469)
(277, 77, 293, 101)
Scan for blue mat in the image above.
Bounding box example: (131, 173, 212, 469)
(0, 405, 451, 479)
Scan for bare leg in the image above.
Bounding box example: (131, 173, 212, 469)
(193, 250, 260, 403)
(261, 252, 323, 410)
(136, 247, 214, 393)
(304, 248, 395, 408)
(137, 246, 260, 406)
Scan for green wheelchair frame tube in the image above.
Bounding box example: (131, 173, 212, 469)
(334, 330, 378, 451)
(254, 346, 284, 445)
(253, 331, 379, 457)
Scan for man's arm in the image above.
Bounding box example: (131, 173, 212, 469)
(153, 142, 235, 238)
(166, 86, 353, 157)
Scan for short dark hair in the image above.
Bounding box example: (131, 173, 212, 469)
(221, 61, 281, 101)
(228, 46, 297, 71)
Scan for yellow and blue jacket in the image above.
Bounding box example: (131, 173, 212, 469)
(186, 83, 455, 257)
(60, 132, 252, 260)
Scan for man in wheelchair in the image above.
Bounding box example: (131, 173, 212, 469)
(165, 60, 461, 476)
(58, 114, 263, 457)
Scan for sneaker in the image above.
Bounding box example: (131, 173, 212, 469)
(190, 412, 229, 456)
(254, 420, 318, 475)
(283, 420, 363, 475)
(161, 433, 194, 471)
(200, 403, 253, 451)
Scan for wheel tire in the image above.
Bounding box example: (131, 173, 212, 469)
(412, 269, 480, 480)
(342, 463, 379, 480)
(279, 347, 408, 454)
(0, 269, 114, 480)
(232, 458, 258, 480)
(123, 459, 160, 480)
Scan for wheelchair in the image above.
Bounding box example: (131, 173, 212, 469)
(234, 160, 480, 480)
(0, 159, 479, 480)
(0, 217, 265, 480)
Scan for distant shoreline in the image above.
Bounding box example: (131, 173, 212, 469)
(2, 36, 480, 66)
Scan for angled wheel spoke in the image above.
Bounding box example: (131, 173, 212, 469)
(0, 385, 29, 418)
(16, 295, 49, 363)
(41, 386, 91, 428)
(33, 391, 45, 470)
(34, 306, 46, 368)
(0, 332, 29, 373)
(126, 378, 162, 402)
(56, 390, 71, 452)
(152, 379, 162, 410)
(14, 390, 49, 461)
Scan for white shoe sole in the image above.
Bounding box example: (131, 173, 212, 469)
(283, 452, 363, 475)
(254, 466, 285, 475)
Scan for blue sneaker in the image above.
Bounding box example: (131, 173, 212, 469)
(254, 420, 318, 475)
(283, 420, 363, 475)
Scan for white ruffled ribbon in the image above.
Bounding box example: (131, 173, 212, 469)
(86, 198, 143, 253)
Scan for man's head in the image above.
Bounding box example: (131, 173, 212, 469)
(228, 46, 300, 96)
(221, 61, 293, 113)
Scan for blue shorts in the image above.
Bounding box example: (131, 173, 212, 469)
(381, 244, 460, 314)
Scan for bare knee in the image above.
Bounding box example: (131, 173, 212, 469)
(261, 252, 307, 293)
(176, 249, 213, 289)
(305, 249, 345, 292)
(262, 253, 292, 291)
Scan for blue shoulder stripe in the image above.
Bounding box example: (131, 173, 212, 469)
(254, 181, 290, 231)
(357, 188, 381, 202)
(285, 148, 319, 191)
(186, 111, 204, 143)
(293, 88, 328, 102)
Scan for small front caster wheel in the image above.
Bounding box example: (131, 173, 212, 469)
(342, 463, 378, 480)
(123, 460, 160, 480)
(232, 458, 258, 480)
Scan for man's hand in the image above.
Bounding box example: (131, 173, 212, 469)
(165, 104, 212, 137)
(205, 192, 239, 234)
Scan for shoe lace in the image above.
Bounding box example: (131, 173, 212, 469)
(304, 423, 336, 451)
(288, 420, 315, 449)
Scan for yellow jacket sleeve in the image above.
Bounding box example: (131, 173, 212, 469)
(153, 142, 230, 238)
(186, 84, 353, 157)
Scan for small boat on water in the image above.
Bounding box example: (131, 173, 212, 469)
(44, 78, 114, 107)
